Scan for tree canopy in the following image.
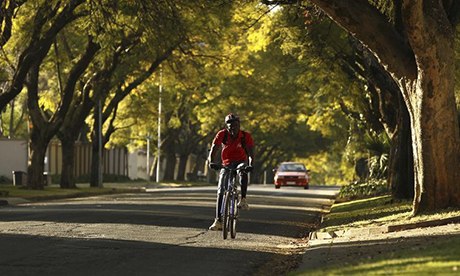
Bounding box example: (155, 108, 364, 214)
(1, 0, 459, 214)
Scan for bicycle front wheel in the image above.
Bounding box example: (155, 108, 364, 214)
(230, 192, 238, 239)
(222, 191, 230, 239)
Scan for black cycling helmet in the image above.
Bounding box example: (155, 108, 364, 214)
(225, 113, 240, 124)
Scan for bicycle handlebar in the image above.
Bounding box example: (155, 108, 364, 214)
(209, 163, 252, 173)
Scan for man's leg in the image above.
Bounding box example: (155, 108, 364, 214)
(238, 171, 249, 210)
(239, 171, 248, 198)
(209, 169, 226, 230)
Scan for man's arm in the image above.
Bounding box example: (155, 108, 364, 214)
(246, 146, 254, 167)
(207, 143, 220, 165)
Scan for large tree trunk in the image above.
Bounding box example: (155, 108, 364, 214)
(356, 44, 414, 199)
(399, 4, 460, 214)
(26, 64, 55, 190)
(27, 135, 47, 189)
(60, 138, 77, 188)
(163, 149, 176, 181)
(176, 153, 188, 181)
(58, 117, 93, 188)
(388, 96, 413, 199)
(401, 75, 460, 213)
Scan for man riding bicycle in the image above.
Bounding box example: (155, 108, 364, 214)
(208, 113, 254, 231)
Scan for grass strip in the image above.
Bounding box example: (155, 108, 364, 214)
(320, 195, 460, 233)
(295, 235, 460, 275)
(0, 185, 143, 201)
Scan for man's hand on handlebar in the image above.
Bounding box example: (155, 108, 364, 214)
(209, 162, 221, 170)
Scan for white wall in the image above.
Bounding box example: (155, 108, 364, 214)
(128, 149, 152, 180)
(0, 139, 28, 179)
(127, 151, 137, 180)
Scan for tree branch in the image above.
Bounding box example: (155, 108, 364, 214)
(0, 0, 85, 111)
(53, 37, 100, 124)
(303, 0, 417, 79)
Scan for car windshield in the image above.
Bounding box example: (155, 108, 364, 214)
(279, 163, 306, 172)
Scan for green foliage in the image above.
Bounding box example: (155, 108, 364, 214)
(339, 179, 389, 200)
(368, 153, 388, 179)
(455, 26, 460, 109)
(0, 175, 11, 184)
(0, 93, 28, 138)
(298, 150, 348, 185)
(88, 1, 391, 185)
(356, 131, 390, 180)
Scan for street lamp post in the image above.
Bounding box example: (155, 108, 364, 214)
(146, 134, 150, 182)
(156, 68, 162, 183)
(98, 98, 103, 188)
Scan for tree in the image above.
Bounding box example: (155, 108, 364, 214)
(264, 0, 460, 214)
(26, 38, 99, 189)
(84, 0, 234, 183)
(87, 45, 176, 186)
(278, 9, 414, 198)
(0, 0, 90, 189)
(56, 0, 189, 187)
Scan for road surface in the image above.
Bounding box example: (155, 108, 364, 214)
(0, 185, 339, 275)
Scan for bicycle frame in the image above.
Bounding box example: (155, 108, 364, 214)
(221, 166, 240, 239)
(210, 163, 248, 239)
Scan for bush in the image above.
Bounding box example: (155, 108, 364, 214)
(0, 175, 11, 184)
(339, 179, 389, 200)
(51, 174, 132, 184)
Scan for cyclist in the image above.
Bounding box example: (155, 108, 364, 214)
(208, 113, 254, 231)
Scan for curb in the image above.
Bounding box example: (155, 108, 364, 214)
(0, 197, 31, 206)
(309, 215, 460, 240)
(309, 225, 387, 240)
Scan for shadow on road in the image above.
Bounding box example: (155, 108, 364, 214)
(0, 186, 337, 238)
(0, 232, 278, 276)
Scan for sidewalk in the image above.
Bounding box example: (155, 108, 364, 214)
(0, 182, 148, 207)
(296, 203, 460, 274)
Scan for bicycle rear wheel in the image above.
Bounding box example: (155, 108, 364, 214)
(222, 191, 230, 239)
(230, 192, 238, 239)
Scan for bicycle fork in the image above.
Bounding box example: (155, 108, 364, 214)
(220, 191, 238, 218)
(229, 191, 239, 219)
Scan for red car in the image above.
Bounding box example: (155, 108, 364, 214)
(274, 162, 310, 189)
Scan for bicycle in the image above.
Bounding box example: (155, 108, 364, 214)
(210, 163, 248, 239)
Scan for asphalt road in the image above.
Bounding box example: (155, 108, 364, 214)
(0, 185, 339, 276)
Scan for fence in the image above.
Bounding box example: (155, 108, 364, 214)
(47, 140, 128, 178)
(0, 139, 204, 182)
